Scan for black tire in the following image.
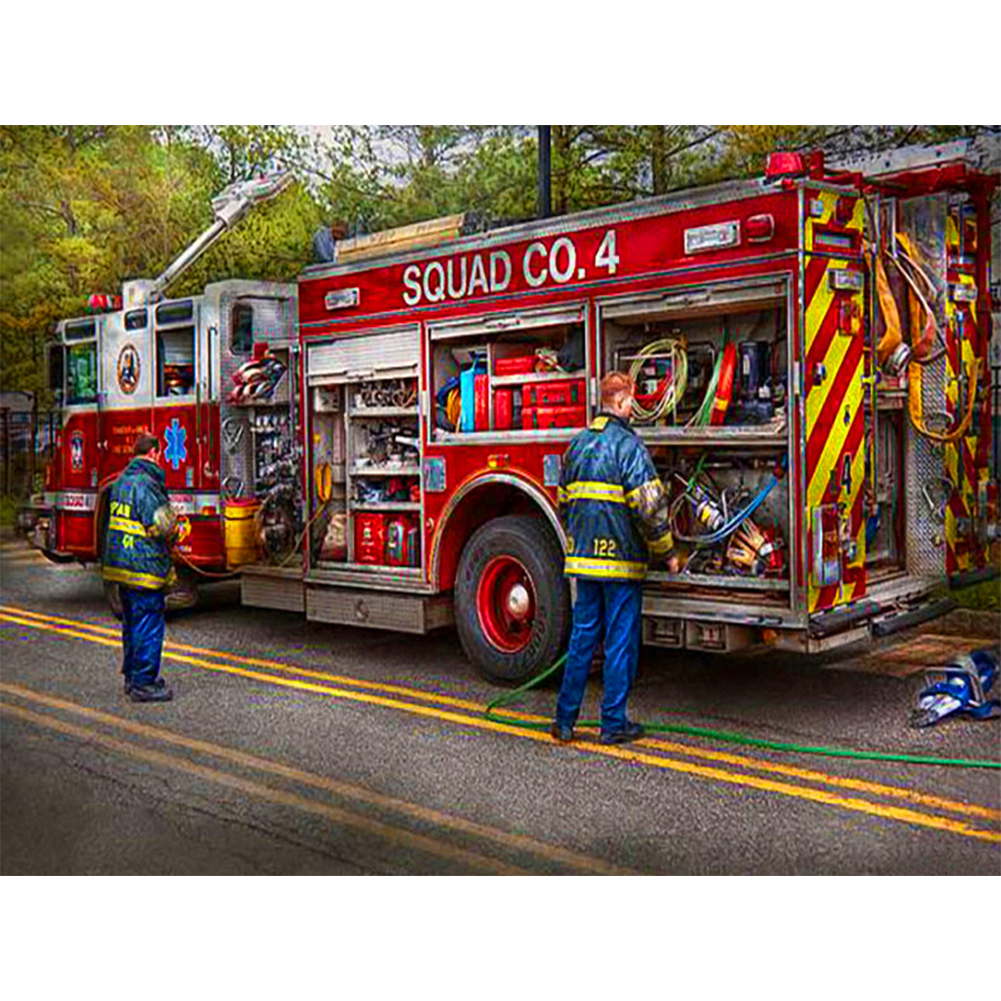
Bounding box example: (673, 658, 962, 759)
(455, 515, 570, 686)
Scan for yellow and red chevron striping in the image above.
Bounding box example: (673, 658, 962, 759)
(805, 281, 865, 609)
(803, 188, 867, 613)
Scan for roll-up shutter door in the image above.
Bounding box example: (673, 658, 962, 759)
(306, 325, 419, 385)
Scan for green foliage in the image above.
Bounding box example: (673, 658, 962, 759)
(949, 577, 1001, 612)
(0, 125, 323, 397)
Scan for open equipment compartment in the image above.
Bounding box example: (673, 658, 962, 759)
(304, 324, 423, 575)
(429, 304, 589, 441)
(217, 294, 301, 570)
(597, 277, 794, 607)
(347, 375, 421, 568)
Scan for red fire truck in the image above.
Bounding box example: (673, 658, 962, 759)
(35, 142, 998, 683)
(32, 173, 300, 611)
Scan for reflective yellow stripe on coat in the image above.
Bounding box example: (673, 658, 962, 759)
(559, 481, 627, 504)
(564, 556, 646, 580)
(101, 566, 169, 590)
(108, 516, 148, 538)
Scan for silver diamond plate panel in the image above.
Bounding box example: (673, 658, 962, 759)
(905, 417, 947, 576)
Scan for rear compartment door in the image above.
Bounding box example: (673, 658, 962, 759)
(803, 187, 869, 612)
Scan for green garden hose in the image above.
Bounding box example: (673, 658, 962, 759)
(485, 655, 1001, 770)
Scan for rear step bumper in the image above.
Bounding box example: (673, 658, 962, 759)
(871, 597, 957, 638)
(949, 566, 999, 590)
(808, 600, 881, 639)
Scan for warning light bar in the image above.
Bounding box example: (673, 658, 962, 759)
(828, 269, 863, 292)
(684, 221, 740, 254)
(325, 288, 360, 310)
(87, 293, 122, 312)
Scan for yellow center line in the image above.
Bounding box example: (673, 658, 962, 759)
(0, 701, 525, 875)
(3, 604, 999, 823)
(3, 610, 1000, 845)
(0, 604, 497, 716)
(0, 680, 635, 876)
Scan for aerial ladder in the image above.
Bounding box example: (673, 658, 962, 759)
(121, 172, 294, 307)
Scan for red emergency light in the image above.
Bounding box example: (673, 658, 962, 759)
(87, 293, 122, 312)
(745, 214, 775, 242)
(765, 152, 805, 180)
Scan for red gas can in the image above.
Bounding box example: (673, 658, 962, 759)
(523, 379, 585, 407)
(494, 389, 513, 430)
(475, 374, 489, 431)
(355, 513, 386, 564)
(522, 405, 587, 430)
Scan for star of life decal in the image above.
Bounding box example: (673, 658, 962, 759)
(164, 418, 187, 471)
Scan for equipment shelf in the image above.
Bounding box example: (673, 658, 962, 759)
(435, 427, 580, 444)
(350, 465, 421, 477)
(350, 501, 421, 512)
(648, 571, 790, 592)
(348, 406, 419, 418)
(490, 369, 587, 387)
(635, 423, 787, 447)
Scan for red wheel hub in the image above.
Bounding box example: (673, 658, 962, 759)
(476, 555, 537, 654)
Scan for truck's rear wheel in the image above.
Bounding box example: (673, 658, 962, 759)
(455, 515, 570, 686)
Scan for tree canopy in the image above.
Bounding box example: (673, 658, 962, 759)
(2, 124, 995, 397)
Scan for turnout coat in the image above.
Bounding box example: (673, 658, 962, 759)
(558, 413, 674, 581)
(102, 457, 178, 591)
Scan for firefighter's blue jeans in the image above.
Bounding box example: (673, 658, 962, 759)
(555, 578, 643, 734)
(120, 586, 166, 689)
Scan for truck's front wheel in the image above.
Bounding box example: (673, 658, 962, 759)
(455, 515, 570, 686)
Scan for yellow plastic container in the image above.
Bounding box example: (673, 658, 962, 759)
(224, 500, 260, 568)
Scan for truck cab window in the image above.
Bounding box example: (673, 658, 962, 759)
(231, 302, 254, 353)
(156, 325, 196, 397)
(66, 342, 97, 404)
(125, 309, 148, 331)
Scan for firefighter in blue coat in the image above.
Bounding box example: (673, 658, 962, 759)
(102, 433, 179, 702)
(552, 372, 677, 744)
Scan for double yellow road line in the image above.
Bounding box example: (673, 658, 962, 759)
(2, 602, 1000, 846)
(1, 683, 629, 875)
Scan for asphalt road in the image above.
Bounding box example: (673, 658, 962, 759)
(1, 534, 999, 875)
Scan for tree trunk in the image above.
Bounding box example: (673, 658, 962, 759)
(651, 125, 667, 196)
